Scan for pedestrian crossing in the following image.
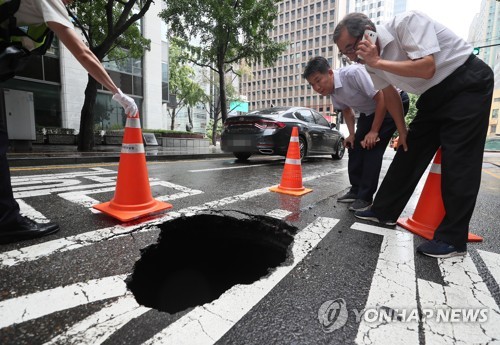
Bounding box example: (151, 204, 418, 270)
(1, 167, 499, 344)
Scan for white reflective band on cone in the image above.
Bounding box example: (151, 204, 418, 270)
(125, 118, 141, 128)
(430, 163, 441, 174)
(121, 143, 145, 153)
(290, 136, 299, 142)
(285, 158, 301, 165)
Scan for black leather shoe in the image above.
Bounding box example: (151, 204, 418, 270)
(0, 217, 59, 244)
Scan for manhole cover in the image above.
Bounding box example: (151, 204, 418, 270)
(127, 212, 297, 314)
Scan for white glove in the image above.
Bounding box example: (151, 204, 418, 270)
(112, 89, 138, 117)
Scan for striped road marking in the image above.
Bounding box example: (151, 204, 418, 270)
(43, 295, 149, 345)
(352, 222, 500, 344)
(418, 253, 500, 344)
(0, 168, 347, 269)
(478, 250, 500, 284)
(58, 181, 203, 213)
(0, 275, 128, 329)
(141, 217, 339, 344)
(351, 222, 419, 345)
(39, 208, 294, 344)
(188, 163, 270, 172)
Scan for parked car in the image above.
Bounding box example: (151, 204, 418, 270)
(221, 106, 345, 161)
(485, 137, 500, 151)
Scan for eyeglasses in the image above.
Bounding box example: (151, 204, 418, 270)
(339, 35, 363, 55)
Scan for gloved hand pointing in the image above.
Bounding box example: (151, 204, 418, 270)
(112, 89, 138, 117)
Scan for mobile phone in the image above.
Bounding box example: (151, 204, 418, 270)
(357, 29, 378, 60)
(364, 29, 378, 44)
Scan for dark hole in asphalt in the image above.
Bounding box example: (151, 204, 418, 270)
(127, 212, 297, 314)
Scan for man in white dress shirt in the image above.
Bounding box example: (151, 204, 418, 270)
(333, 11, 494, 258)
(303, 57, 408, 212)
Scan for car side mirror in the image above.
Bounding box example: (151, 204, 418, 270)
(330, 123, 337, 129)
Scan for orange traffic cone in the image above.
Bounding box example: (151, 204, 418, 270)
(270, 127, 312, 196)
(93, 112, 173, 222)
(397, 148, 482, 242)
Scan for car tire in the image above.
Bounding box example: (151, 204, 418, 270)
(234, 152, 251, 161)
(332, 140, 345, 160)
(299, 136, 307, 159)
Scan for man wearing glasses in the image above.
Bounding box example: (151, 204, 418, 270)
(303, 57, 409, 212)
(333, 11, 493, 258)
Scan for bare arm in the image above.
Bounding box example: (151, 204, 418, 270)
(46, 21, 119, 94)
(382, 85, 408, 151)
(342, 107, 356, 149)
(362, 90, 385, 149)
(356, 36, 436, 79)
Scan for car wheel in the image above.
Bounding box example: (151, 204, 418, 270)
(332, 139, 345, 160)
(299, 136, 307, 159)
(234, 152, 251, 161)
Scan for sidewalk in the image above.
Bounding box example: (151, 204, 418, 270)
(7, 143, 232, 167)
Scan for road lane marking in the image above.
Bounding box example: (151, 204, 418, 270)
(0, 275, 128, 329)
(478, 250, 500, 285)
(10, 163, 120, 172)
(9, 158, 232, 172)
(40, 208, 290, 344)
(43, 295, 150, 345)
(58, 181, 203, 213)
(482, 169, 500, 180)
(418, 255, 500, 344)
(0, 168, 346, 269)
(188, 163, 270, 172)
(11, 167, 115, 182)
(350, 222, 419, 345)
(266, 209, 292, 219)
(17, 199, 50, 223)
(141, 217, 339, 345)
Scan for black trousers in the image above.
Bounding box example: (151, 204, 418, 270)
(372, 55, 494, 247)
(0, 112, 20, 227)
(348, 91, 409, 202)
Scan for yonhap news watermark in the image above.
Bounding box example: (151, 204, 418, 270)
(318, 298, 489, 333)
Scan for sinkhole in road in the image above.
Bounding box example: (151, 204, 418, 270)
(127, 212, 297, 314)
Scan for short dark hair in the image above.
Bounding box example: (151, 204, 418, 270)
(333, 13, 376, 43)
(302, 56, 331, 79)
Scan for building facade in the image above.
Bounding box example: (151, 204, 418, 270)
(239, 0, 343, 121)
(0, 1, 208, 140)
(469, 0, 500, 136)
(238, 0, 407, 121)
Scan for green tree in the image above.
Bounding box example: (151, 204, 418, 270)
(167, 42, 206, 130)
(405, 93, 418, 126)
(67, 0, 153, 151)
(160, 0, 288, 135)
(392, 93, 419, 138)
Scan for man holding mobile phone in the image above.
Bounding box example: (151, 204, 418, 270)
(333, 11, 494, 258)
(303, 57, 409, 212)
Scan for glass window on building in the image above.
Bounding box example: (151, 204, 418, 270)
(94, 93, 142, 130)
(1, 76, 62, 128)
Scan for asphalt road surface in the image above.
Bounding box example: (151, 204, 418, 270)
(1, 150, 499, 345)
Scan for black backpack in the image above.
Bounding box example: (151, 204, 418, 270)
(0, 0, 54, 82)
